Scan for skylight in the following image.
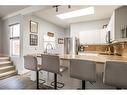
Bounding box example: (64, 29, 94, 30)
(56, 7, 94, 19)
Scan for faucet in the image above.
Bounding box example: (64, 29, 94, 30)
(44, 43, 54, 54)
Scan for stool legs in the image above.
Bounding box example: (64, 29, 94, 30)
(116, 88, 122, 89)
(51, 73, 64, 89)
(82, 80, 86, 89)
(36, 70, 39, 89)
(54, 73, 57, 89)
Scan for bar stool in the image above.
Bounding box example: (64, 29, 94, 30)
(103, 61, 127, 89)
(70, 59, 96, 89)
(40, 54, 68, 89)
(24, 55, 45, 89)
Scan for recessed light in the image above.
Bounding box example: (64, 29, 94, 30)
(56, 7, 94, 19)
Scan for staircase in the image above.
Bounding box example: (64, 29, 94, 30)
(0, 56, 17, 80)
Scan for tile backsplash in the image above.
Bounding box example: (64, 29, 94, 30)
(113, 42, 127, 57)
(82, 42, 127, 58)
(82, 45, 108, 52)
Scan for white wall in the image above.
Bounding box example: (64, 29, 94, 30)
(2, 15, 24, 55)
(22, 15, 66, 55)
(70, 19, 109, 38)
(1, 15, 24, 74)
(1, 14, 66, 74)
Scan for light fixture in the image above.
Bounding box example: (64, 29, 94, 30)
(53, 5, 60, 12)
(56, 7, 94, 19)
(53, 5, 71, 12)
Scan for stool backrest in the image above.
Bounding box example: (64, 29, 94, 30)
(41, 54, 60, 74)
(103, 61, 127, 88)
(24, 55, 37, 71)
(70, 59, 96, 82)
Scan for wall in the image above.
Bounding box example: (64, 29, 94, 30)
(22, 15, 66, 56)
(111, 42, 127, 57)
(1, 14, 66, 74)
(81, 45, 108, 52)
(2, 15, 24, 55)
(1, 15, 24, 74)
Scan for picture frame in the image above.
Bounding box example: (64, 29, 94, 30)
(47, 32, 54, 37)
(30, 20, 38, 33)
(58, 38, 64, 44)
(30, 34, 38, 46)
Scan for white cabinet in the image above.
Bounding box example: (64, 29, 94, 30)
(107, 12, 115, 41)
(100, 29, 107, 44)
(79, 30, 104, 44)
(107, 6, 127, 42)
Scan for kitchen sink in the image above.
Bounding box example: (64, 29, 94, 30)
(78, 52, 99, 56)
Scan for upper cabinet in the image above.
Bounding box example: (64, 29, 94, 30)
(79, 30, 100, 44)
(79, 28, 108, 44)
(107, 12, 115, 42)
(107, 6, 127, 42)
(100, 28, 107, 44)
(71, 19, 109, 45)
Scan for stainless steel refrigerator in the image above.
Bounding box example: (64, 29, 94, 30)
(64, 37, 79, 55)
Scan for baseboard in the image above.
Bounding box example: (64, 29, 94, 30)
(19, 70, 30, 75)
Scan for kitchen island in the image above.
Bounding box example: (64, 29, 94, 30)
(36, 53, 127, 63)
(30, 53, 127, 81)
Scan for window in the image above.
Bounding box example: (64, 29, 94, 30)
(44, 35, 56, 53)
(10, 24, 20, 56)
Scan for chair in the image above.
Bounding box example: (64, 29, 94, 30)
(40, 54, 68, 89)
(70, 59, 96, 89)
(103, 61, 127, 89)
(24, 55, 45, 89)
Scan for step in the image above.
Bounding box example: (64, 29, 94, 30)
(0, 70, 17, 80)
(0, 61, 12, 67)
(0, 57, 10, 62)
(0, 66, 15, 73)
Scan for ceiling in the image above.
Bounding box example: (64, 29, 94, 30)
(0, 5, 120, 28)
(33, 5, 120, 28)
(0, 6, 28, 18)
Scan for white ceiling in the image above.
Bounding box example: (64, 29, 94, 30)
(33, 5, 120, 28)
(0, 5, 120, 28)
(0, 6, 28, 18)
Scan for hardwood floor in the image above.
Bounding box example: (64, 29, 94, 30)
(0, 69, 116, 89)
(0, 75, 53, 89)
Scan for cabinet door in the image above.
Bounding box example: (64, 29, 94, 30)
(107, 12, 115, 41)
(100, 29, 107, 44)
(79, 30, 100, 44)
